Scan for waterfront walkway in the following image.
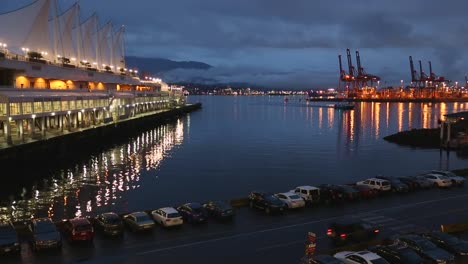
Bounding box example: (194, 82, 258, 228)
(0, 106, 186, 150)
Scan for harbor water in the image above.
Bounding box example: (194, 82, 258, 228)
(1, 96, 467, 221)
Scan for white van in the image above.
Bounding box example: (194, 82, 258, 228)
(356, 178, 391, 191)
(292, 186, 320, 204)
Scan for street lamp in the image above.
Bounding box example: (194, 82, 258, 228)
(400, 80, 403, 87)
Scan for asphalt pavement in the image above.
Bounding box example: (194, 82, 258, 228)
(4, 185, 468, 264)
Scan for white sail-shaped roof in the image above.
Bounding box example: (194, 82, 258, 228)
(0, 0, 51, 56)
(57, 3, 79, 62)
(79, 14, 98, 65)
(112, 26, 125, 70)
(97, 22, 112, 69)
(23, 0, 52, 60)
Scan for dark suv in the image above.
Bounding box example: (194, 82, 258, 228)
(0, 222, 19, 254)
(94, 212, 124, 236)
(396, 234, 455, 264)
(326, 218, 379, 245)
(248, 191, 286, 214)
(422, 231, 468, 256)
(29, 218, 62, 251)
(319, 184, 345, 204)
(369, 244, 423, 263)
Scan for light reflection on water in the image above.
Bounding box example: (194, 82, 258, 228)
(1, 96, 468, 222)
(0, 119, 184, 222)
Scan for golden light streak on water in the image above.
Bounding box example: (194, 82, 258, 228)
(398, 103, 403, 131)
(375, 103, 380, 138)
(327, 107, 334, 129)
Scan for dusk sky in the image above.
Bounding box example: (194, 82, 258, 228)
(2, 0, 468, 89)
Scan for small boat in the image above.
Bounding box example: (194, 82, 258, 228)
(333, 102, 354, 110)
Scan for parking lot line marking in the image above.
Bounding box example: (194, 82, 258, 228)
(255, 239, 314, 252)
(136, 217, 342, 255)
(135, 192, 468, 256)
(364, 217, 397, 224)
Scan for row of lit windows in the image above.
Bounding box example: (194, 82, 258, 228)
(1, 96, 171, 116)
(7, 99, 110, 116)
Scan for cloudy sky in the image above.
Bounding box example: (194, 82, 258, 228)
(2, 0, 468, 89)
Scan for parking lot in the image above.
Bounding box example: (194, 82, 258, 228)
(2, 179, 468, 264)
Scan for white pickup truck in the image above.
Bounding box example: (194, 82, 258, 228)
(291, 186, 320, 204)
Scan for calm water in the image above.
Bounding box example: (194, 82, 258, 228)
(2, 96, 467, 221)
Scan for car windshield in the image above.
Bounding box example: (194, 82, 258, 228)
(167, 213, 181, 218)
(136, 215, 150, 222)
(436, 233, 459, 244)
(265, 196, 280, 203)
(418, 239, 437, 250)
(213, 202, 232, 210)
(371, 258, 389, 264)
(0, 225, 15, 238)
(382, 182, 390, 186)
(105, 217, 122, 225)
(288, 194, 301, 199)
(75, 224, 92, 231)
(400, 249, 422, 263)
(35, 221, 57, 233)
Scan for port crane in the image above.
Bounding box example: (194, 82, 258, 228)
(338, 49, 380, 97)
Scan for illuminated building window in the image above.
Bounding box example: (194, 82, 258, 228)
(76, 100, 82, 109)
(10, 103, 20, 115)
(44, 101, 52, 112)
(88, 99, 94, 108)
(33, 102, 43, 113)
(61, 101, 69, 110)
(83, 100, 88, 108)
(22, 102, 32, 114)
(69, 100, 76, 110)
(0, 103, 6, 116)
(53, 101, 61, 111)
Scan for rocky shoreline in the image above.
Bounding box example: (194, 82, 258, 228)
(383, 128, 440, 148)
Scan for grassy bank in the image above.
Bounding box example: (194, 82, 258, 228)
(383, 128, 440, 148)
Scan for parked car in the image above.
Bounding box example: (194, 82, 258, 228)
(274, 192, 306, 209)
(375, 176, 410, 193)
(356, 178, 391, 192)
(431, 170, 466, 186)
(337, 185, 360, 201)
(62, 217, 94, 242)
(29, 218, 62, 251)
(319, 184, 345, 204)
(248, 191, 286, 214)
(423, 173, 452, 188)
(410, 175, 434, 189)
(177, 203, 208, 223)
(94, 212, 124, 236)
(422, 231, 468, 256)
(369, 244, 423, 264)
(351, 185, 379, 199)
(202, 201, 235, 220)
(397, 176, 422, 191)
(327, 218, 380, 246)
(292, 186, 321, 204)
(0, 221, 20, 254)
(395, 234, 455, 263)
(300, 254, 345, 264)
(151, 207, 184, 227)
(334, 250, 389, 264)
(123, 212, 155, 231)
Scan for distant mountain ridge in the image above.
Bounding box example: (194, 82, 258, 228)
(125, 56, 212, 74)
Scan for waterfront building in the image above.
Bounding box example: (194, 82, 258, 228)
(0, 0, 184, 144)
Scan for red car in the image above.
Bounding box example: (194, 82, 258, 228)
(351, 184, 379, 199)
(63, 218, 94, 242)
